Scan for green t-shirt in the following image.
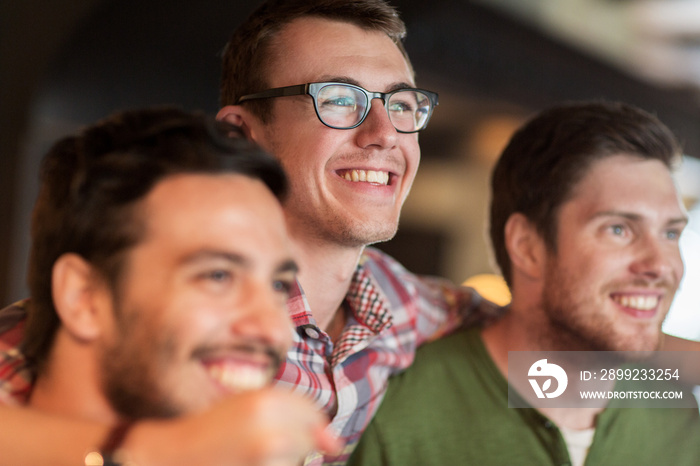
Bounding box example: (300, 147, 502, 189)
(349, 327, 700, 465)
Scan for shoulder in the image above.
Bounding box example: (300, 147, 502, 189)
(0, 299, 29, 348)
(378, 328, 486, 412)
(595, 405, 700, 463)
(360, 247, 413, 279)
(359, 247, 464, 301)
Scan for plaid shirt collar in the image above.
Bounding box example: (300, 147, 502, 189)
(287, 255, 393, 367)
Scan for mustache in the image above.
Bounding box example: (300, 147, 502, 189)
(192, 341, 285, 374)
(608, 277, 678, 293)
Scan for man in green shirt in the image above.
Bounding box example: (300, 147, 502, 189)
(350, 101, 700, 466)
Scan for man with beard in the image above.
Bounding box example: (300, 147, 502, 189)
(5, 107, 338, 466)
(350, 101, 700, 466)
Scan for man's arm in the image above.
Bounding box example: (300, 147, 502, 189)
(0, 390, 339, 466)
(362, 248, 504, 347)
(413, 274, 504, 344)
(0, 406, 109, 465)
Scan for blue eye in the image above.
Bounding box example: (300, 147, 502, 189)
(324, 95, 357, 108)
(206, 270, 231, 282)
(666, 229, 681, 240)
(193, 268, 234, 294)
(387, 101, 411, 114)
(610, 225, 625, 236)
(272, 279, 292, 296)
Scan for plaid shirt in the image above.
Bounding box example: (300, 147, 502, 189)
(0, 247, 499, 465)
(0, 299, 31, 406)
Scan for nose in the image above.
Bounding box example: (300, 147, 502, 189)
(230, 279, 294, 353)
(629, 234, 682, 285)
(354, 98, 399, 149)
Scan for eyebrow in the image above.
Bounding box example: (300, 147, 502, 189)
(181, 250, 248, 267)
(277, 259, 299, 275)
(317, 76, 416, 92)
(593, 211, 689, 227)
(181, 250, 299, 275)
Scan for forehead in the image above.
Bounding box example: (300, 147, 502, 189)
(564, 154, 685, 223)
(266, 16, 414, 90)
(139, 173, 289, 259)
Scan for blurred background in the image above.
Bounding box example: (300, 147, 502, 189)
(2, 0, 699, 340)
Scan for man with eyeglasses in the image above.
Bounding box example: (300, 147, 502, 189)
(214, 2, 497, 464)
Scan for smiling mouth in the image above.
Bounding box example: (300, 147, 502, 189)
(204, 361, 276, 393)
(337, 169, 390, 185)
(198, 345, 282, 394)
(611, 294, 660, 312)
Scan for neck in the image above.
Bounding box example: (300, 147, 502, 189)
(288, 232, 365, 335)
(29, 329, 119, 424)
(482, 300, 603, 430)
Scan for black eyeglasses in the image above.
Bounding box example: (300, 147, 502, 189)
(237, 82, 438, 133)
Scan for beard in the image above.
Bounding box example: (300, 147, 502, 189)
(283, 191, 400, 248)
(540, 258, 666, 353)
(99, 308, 181, 419)
(97, 301, 285, 420)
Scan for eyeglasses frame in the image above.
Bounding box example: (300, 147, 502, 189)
(236, 82, 439, 133)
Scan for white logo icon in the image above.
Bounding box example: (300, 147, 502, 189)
(528, 359, 568, 399)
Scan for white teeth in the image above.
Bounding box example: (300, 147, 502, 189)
(206, 364, 269, 393)
(342, 169, 389, 185)
(644, 296, 658, 309)
(614, 295, 659, 311)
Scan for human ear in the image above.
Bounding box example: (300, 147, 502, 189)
(51, 253, 108, 342)
(504, 213, 547, 281)
(217, 105, 258, 141)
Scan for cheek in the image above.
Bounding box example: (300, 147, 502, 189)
(403, 138, 421, 170)
(551, 247, 609, 290)
(398, 142, 420, 198)
(274, 136, 329, 187)
(170, 303, 223, 338)
(157, 294, 225, 347)
(580, 255, 619, 284)
(271, 116, 327, 156)
(672, 255, 685, 284)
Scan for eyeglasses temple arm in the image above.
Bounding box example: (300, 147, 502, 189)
(237, 84, 309, 103)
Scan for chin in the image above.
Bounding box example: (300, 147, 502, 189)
(612, 331, 662, 354)
(366, 230, 398, 245)
(342, 224, 398, 247)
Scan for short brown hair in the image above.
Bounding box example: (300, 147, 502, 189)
(220, 0, 410, 122)
(23, 107, 287, 370)
(489, 101, 681, 287)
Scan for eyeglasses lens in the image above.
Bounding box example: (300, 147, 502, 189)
(317, 85, 367, 129)
(316, 84, 432, 132)
(387, 90, 431, 132)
